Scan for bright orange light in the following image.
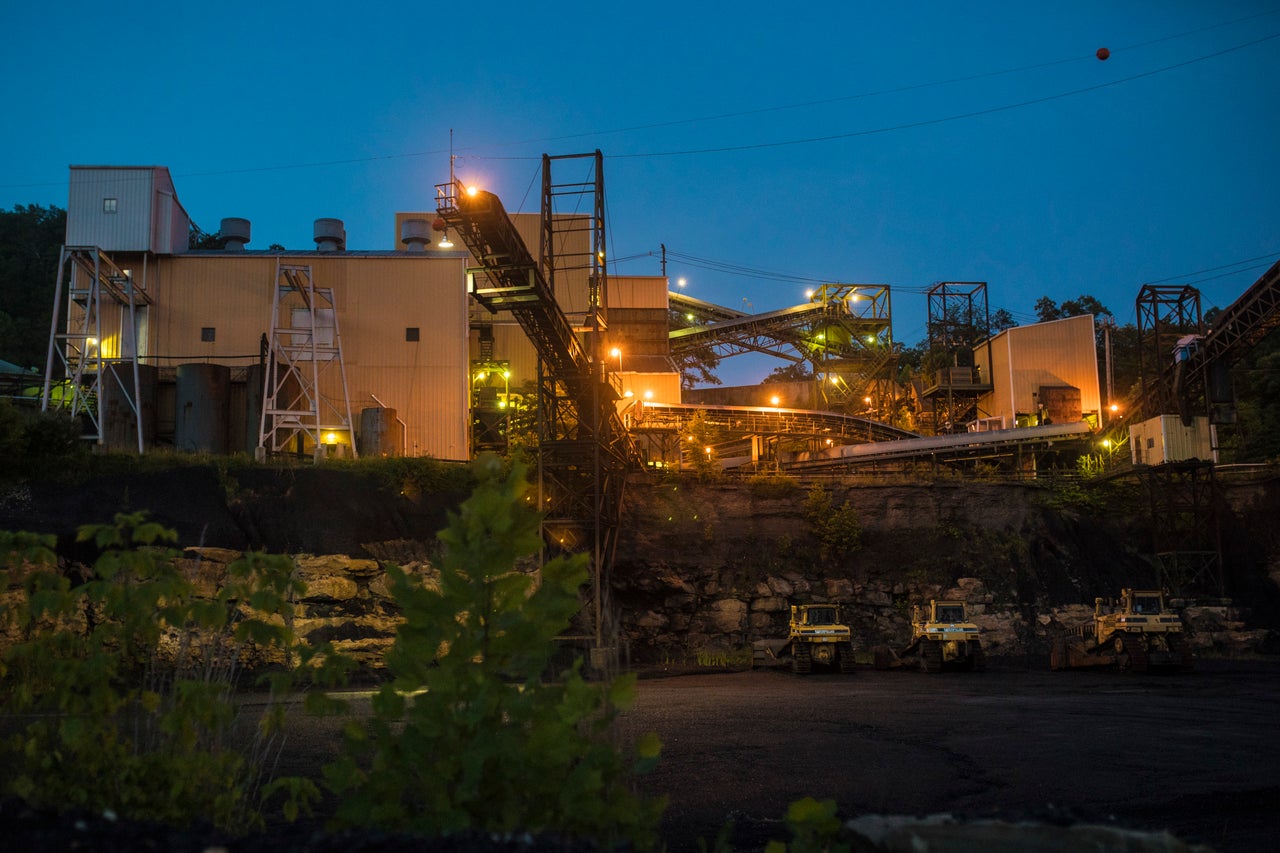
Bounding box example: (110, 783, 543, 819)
(610, 347, 621, 358)
(643, 390, 653, 400)
(770, 396, 780, 406)
(466, 185, 479, 196)
(1109, 403, 1120, 413)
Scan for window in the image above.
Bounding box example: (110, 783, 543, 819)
(201, 327, 216, 342)
(103, 198, 118, 213)
(405, 327, 420, 342)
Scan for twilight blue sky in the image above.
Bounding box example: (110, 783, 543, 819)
(3, 1, 1278, 385)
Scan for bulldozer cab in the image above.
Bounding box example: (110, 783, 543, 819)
(934, 602, 967, 623)
(796, 605, 841, 626)
(1127, 590, 1165, 614)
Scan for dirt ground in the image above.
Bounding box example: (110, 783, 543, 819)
(614, 659, 1280, 852)
(6, 659, 1278, 852)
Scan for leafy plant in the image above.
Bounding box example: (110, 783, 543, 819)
(0, 514, 323, 832)
(748, 471, 801, 499)
(323, 454, 665, 847)
(804, 484, 863, 561)
(766, 797, 851, 853)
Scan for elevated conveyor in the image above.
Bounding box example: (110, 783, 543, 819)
(436, 181, 639, 561)
(786, 421, 1093, 472)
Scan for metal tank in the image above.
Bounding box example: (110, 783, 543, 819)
(175, 363, 230, 453)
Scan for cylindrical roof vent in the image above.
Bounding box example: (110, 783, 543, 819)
(314, 218, 346, 251)
(400, 218, 431, 251)
(220, 217, 251, 251)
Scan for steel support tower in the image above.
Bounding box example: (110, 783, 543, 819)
(41, 246, 152, 452)
(257, 260, 357, 460)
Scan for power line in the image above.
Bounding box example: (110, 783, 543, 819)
(609, 31, 1280, 160)
(483, 7, 1280, 151)
(5, 11, 1275, 190)
(1143, 252, 1280, 284)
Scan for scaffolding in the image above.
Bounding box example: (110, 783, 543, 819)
(41, 246, 152, 452)
(257, 261, 357, 459)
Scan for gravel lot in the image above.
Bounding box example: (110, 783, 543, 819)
(615, 659, 1280, 851)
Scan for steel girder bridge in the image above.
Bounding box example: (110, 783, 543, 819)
(669, 284, 900, 411)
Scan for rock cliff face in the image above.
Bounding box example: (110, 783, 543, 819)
(610, 477, 1280, 664)
(3, 467, 1278, 667)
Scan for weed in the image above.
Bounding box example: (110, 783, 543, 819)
(0, 514, 323, 832)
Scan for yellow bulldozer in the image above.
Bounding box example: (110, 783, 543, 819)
(1050, 588, 1193, 672)
(753, 604, 856, 674)
(873, 600, 984, 673)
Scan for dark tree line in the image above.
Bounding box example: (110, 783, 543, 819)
(0, 205, 65, 371)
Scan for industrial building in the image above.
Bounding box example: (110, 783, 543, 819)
(45, 164, 681, 461)
(973, 314, 1103, 430)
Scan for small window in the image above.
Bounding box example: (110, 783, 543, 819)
(405, 327, 420, 342)
(103, 198, 118, 213)
(201, 327, 216, 342)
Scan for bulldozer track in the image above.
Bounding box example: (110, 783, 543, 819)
(838, 641, 856, 674)
(921, 640, 944, 673)
(1116, 633, 1150, 673)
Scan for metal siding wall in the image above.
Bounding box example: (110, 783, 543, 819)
(608, 276, 669, 309)
(324, 257, 469, 460)
(67, 168, 154, 251)
(152, 254, 470, 460)
(1001, 315, 1101, 422)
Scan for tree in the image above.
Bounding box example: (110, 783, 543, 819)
(324, 456, 664, 846)
(762, 362, 812, 384)
(989, 307, 1018, 333)
(0, 205, 66, 370)
(1034, 294, 1113, 324)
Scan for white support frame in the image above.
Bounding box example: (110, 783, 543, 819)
(41, 246, 150, 452)
(257, 260, 357, 459)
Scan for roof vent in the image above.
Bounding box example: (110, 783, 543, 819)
(314, 218, 346, 251)
(400, 218, 431, 252)
(220, 217, 251, 251)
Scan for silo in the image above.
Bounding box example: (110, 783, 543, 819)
(175, 363, 230, 453)
(359, 406, 403, 456)
(101, 364, 158, 451)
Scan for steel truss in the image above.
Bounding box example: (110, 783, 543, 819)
(257, 261, 357, 459)
(923, 281, 995, 432)
(1135, 284, 1203, 422)
(1139, 461, 1223, 596)
(42, 246, 152, 451)
(668, 284, 898, 413)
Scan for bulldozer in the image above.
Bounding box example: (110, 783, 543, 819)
(1050, 588, 1192, 672)
(873, 600, 984, 673)
(752, 604, 856, 674)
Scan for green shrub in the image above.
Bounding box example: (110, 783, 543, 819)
(747, 471, 801, 499)
(0, 514, 322, 832)
(766, 797, 852, 853)
(323, 455, 665, 847)
(804, 484, 863, 561)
